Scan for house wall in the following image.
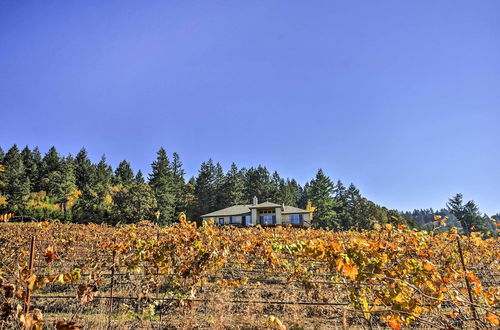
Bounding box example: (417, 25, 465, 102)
(275, 207, 282, 224)
(203, 212, 312, 227)
(282, 213, 311, 227)
(202, 215, 249, 225)
(251, 209, 257, 225)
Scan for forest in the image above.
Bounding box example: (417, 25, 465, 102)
(0, 144, 497, 235)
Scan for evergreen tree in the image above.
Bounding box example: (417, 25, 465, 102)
(94, 155, 113, 201)
(74, 155, 113, 222)
(0, 146, 4, 163)
(135, 170, 145, 184)
(282, 178, 302, 207)
(213, 162, 226, 210)
(185, 177, 197, 220)
(194, 159, 217, 220)
(75, 148, 95, 190)
(31, 147, 43, 191)
(171, 152, 186, 219)
(112, 184, 157, 224)
(269, 171, 282, 202)
(3, 145, 30, 216)
(21, 146, 40, 191)
(47, 156, 77, 220)
(149, 148, 175, 224)
(114, 160, 134, 186)
(40, 146, 62, 193)
(73, 186, 100, 223)
(447, 193, 489, 235)
(342, 184, 364, 229)
(307, 169, 339, 229)
(222, 163, 247, 206)
(463, 200, 489, 234)
(298, 182, 310, 208)
(245, 166, 272, 202)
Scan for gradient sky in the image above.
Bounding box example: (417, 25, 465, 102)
(0, 1, 499, 215)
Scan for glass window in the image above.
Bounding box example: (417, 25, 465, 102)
(230, 216, 238, 224)
(260, 215, 274, 225)
(243, 215, 251, 226)
(290, 214, 303, 224)
(219, 218, 224, 225)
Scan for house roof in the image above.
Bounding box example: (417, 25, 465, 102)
(248, 201, 283, 209)
(201, 203, 310, 217)
(282, 206, 311, 214)
(201, 205, 252, 217)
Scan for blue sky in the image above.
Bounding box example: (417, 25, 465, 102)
(0, 1, 499, 214)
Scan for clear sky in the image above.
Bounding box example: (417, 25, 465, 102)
(0, 1, 499, 215)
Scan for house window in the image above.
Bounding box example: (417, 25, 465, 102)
(219, 218, 224, 225)
(243, 215, 251, 226)
(230, 216, 238, 224)
(260, 215, 275, 225)
(290, 214, 303, 224)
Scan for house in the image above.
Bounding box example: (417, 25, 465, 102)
(201, 196, 313, 227)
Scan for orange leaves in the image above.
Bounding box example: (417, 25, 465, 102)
(0, 213, 14, 222)
(342, 263, 359, 281)
(0, 221, 498, 329)
(55, 321, 80, 330)
(422, 261, 434, 272)
(381, 314, 402, 330)
(486, 313, 499, 326)
(44, 245, 57, 263)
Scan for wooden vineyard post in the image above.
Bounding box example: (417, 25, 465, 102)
(456, 236, 479, 330)
(108, 243, 116, 329)
(23, 236, 35, 326)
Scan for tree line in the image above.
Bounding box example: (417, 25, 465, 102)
(3, 144, 494, 235)
(401, 195, 498, 236)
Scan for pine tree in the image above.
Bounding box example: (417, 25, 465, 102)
(74, 155, 113, 222)
(343, 184, 363, 229)
(447, 194, 467, 234)
(0, 146, 4, 163)
(463, 200, 489, 234)
(185, 177, 197, 220)
(135, 170, 145, 184)
(75, 148, 95, 191)
(171, 152, 186, 219)
(194, 159, 217, 219)
(307, 169, 339, 229)
(277, 178, 302, 206)
(3, 145, 31, 216)
(222, 163, 247, 206)
(21, 146, 39, 191)
(94, 155, 113, 202)
(40, 147, 62, 193)
(269, 171, 282, 202)
(447, 194, 489, 235)
(214, 162, 226, 210)
(48, 156, 77, 220)
(114, 160, 134, 186)
(245, 166, 272, 202)
(31, 147, 43, 191)
(149, 148, 175, 224)
(112, 183, 157, 224)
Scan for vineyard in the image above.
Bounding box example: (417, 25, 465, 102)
(0, 220, 499, 329)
